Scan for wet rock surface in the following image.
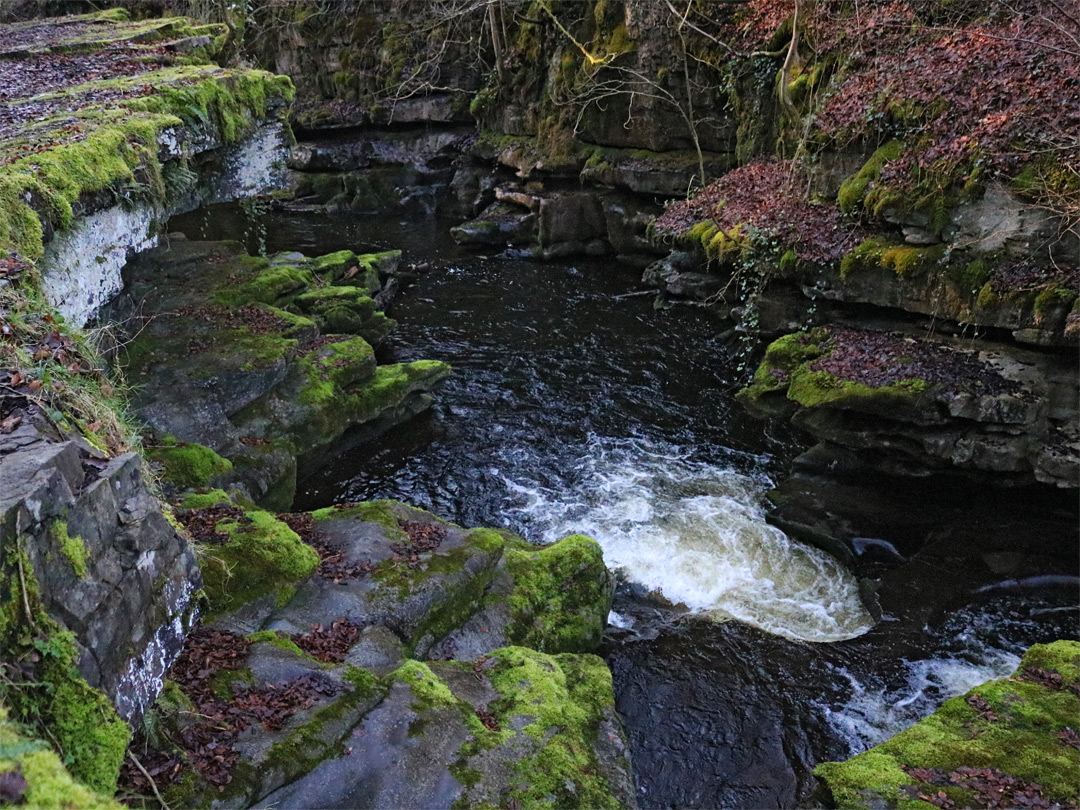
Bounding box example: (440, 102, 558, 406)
(108, 237, 449, 507)
(125, 499, 628, 810)
(0, 397, 198, 722)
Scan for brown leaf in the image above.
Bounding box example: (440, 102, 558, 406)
(0, 414, 22, 433)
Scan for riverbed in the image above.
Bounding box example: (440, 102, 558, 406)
(174, 203, 1080, 808)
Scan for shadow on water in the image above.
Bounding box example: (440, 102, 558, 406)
(171, 204, 1080, 809)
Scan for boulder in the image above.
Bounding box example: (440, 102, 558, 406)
(814, 641, 1080, 810)
(111, 238, 448, 507)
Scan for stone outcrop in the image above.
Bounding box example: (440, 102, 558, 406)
(109, 237, 449, 509)
(814, 640, 1080, 810)
(0, 10, 304, 799)
(738, 327, 1079, 489)
(0, 10, 295, 325)
(0, 406, 199, 723)
(142, 498, 630, 810)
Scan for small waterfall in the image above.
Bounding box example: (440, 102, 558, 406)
(113, 575, 198, 723)
(503, 436, 874, 643)
(821, 650, 1020, 754)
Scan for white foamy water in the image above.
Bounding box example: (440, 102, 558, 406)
(502, 437, 874, 643)
(823, 648, 1021, 754)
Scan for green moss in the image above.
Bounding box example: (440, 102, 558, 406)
(310, 499, 406, 534)
(309, 250, 358, 278)
(50, 520, 88, 579)
(296, 337, 376, 406)
(215, 264, 314, 307)
(838, 141, 904, 214)
(481, 647, 622, 810)
(0, 551, 129, 796)
(1033, 285, 1077, 322)
(246, 630, 328, 665)
(1011, 156, 1080, 206)
(976, 281, 1000, 309)
(0, 705, 121, 810)
(787, 369, 926, 409)
(815, 641, 1080, 809)
(1021, 640, 1080, 686)
(342, 665, 382, 699)
(0, 64, 292, 262)
(779, 248, 798, 273)
(736, 329, 827, 406)
(146, 441, 233, 489)
(949, 258, 991, 293)
(177, 489, 233, 509)
(155, 680, 194, 717)
(207, 667, 255, 701)
(292, 286, 395, 342)
(840, 237, 886, 279)
(879, 242, 946, 277)
(815, 750, 924, 810)
(197, 508, 319, 615)
(503, 535, 612, 654)
(396, 659, 461, 713)
(277, 359, 448, 460)
(840, 238, 944, 279)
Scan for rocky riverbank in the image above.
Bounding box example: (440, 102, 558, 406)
(0, 2, 1076, 808)
(814, 640, 1080, 810)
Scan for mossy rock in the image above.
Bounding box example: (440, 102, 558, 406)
(255, 649, 633, 810)
(502, 533, 614, 654)
(194, 506, 319, 616)
(146, 439, 233, 489)
(815, 640, 1080, 809)
(292, 286, 396, 345)
(736, 328, 827, 417)
(838, 141, 903, 215)
(840, 237, 947, 280)
(739, 327, 936, 421)
(0, 552, 130, 797)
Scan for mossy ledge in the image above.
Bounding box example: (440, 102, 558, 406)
(814, 640, 1080, 810)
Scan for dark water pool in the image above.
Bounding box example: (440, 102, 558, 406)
(172, 204, 1080, 808)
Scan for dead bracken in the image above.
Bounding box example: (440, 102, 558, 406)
(277, 511, 376, 582)
(176, 505, 251, 545)
(813, 328, 1024, 397)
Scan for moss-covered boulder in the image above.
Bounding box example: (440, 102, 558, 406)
(146, 438, 233, 490)
(254, 501, 612, 660)
(123, 496, 627, 809)
(176, 492, 319, 617)
(814, 640, 1080, 810)
(738, 326, 1077, 487)
(116, 237, 448, 507)
(255, 648, 637, 810)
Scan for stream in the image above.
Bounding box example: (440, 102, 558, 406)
(175, 204, 1080, 809)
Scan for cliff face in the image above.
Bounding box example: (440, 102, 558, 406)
(247, 0, 1077, 490)
(0, 8, 295, 795)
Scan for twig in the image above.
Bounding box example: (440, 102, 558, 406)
(128, 752, 174, 810)
(16, 537, 37, 631)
